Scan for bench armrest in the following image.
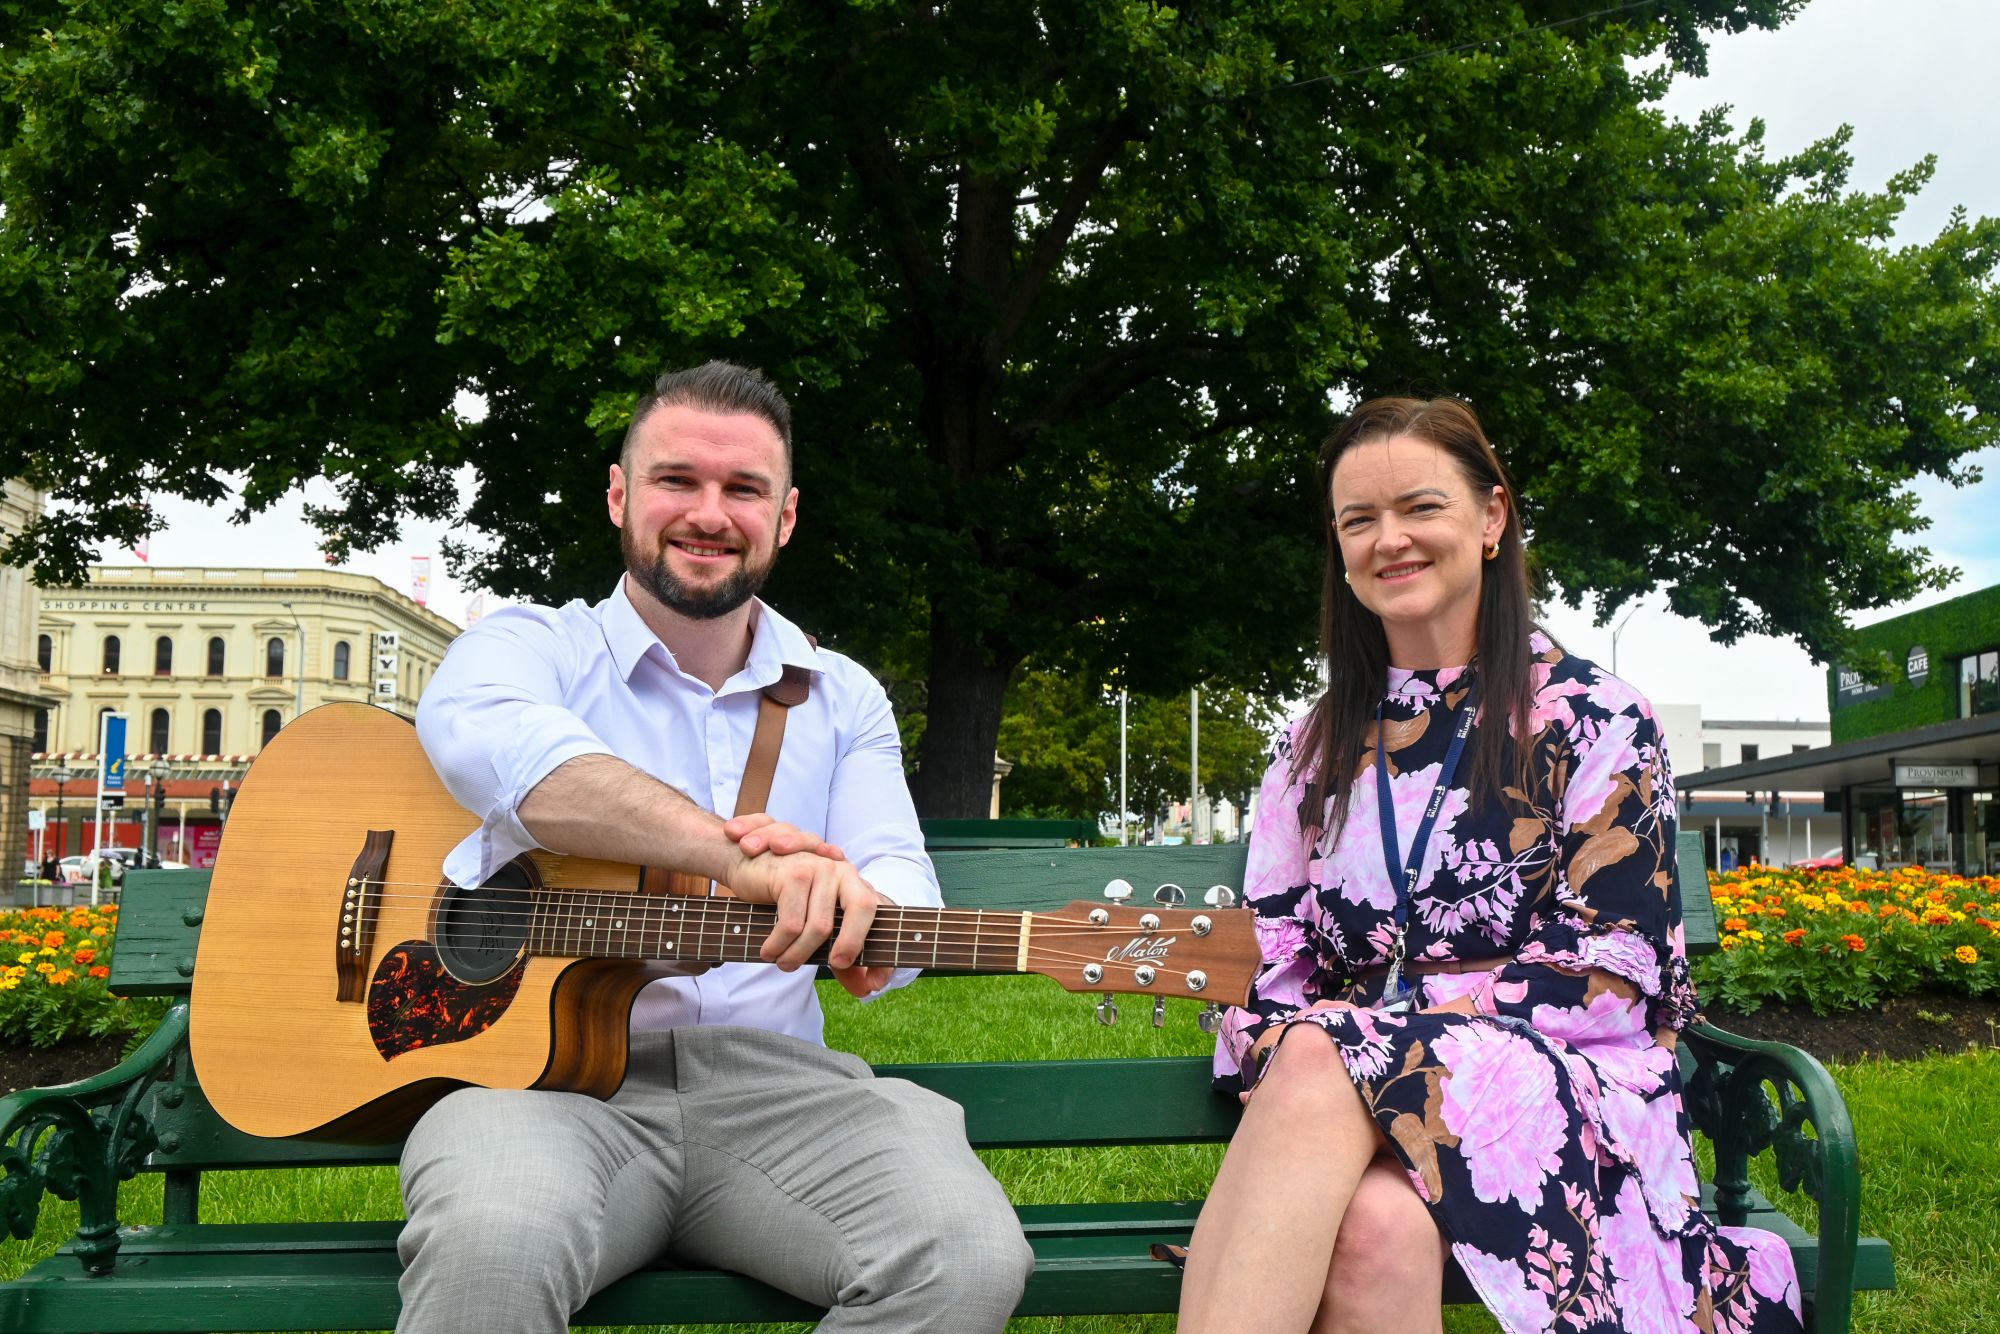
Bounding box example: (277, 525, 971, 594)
(0, 1003, 190, 1275)
(1683, 1020, 1860, 1330)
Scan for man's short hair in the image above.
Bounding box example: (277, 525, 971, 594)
(620, 361, 794, 477)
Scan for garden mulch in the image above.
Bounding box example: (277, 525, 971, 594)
(5, 990, 1999, 1098)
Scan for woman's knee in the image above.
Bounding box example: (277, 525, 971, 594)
(1252, 1024, 1357, 1116)
(1323, 1161, 1445, 1320)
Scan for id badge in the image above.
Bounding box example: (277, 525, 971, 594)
(1376, 961, 1415, 1014)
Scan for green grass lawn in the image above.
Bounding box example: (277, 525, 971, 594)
(5, 975, 1993, 1332)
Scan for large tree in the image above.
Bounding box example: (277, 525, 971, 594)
(5, 1, 1997, 813)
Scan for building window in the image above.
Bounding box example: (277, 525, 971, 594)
(32, 709, 48, 753)
(37, 633, 51, 672)
(333, 640, 351, 681)
(1701, 742, 1721, 769)
(261, 709, 283, 747)
(1961, 649, 2000, 718)
(155, 635, 173, 676)
(266, 637, 285, 678)
(102, 635, 121, 674)
(202, 709, 223, 755)
(1793, 743, 1811, 753)
(207, 636, 226, 676)
(150, 708, 170, 754)
(1740, 744, 1760, 764)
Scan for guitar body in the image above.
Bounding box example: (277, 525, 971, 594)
(190, 704, 665, 1141)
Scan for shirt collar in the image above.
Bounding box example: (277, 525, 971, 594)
(602, 577, 821, 694)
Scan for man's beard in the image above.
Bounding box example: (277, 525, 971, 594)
(623, 524, 779, 621)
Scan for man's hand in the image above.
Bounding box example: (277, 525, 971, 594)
(723, 812, 846, 862)
(726, 849, 894, 999)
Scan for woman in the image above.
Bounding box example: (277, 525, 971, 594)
(1178, 399, 1801, 1334)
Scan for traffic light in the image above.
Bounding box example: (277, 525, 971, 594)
(209, 786, 222, 814)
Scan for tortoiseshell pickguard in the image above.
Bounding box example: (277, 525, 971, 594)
(367, 940, 524, 1061)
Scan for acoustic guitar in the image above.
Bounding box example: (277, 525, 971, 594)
(189, 702, 1258, 1141)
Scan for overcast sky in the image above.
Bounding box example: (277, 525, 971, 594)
(121, 0, 1999, 722)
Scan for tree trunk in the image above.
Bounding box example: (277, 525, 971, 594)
(911, 612, 1019, 818)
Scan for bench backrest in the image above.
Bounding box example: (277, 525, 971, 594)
(111, 832, 1714, 1173)
(110, 832, 1715, 1000)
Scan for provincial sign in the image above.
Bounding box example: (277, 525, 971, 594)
(1892, 762, 1979, 788)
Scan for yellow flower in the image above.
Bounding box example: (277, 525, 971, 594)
(1956, 946, 1980, 965)
(1742, 929, 1765, 943)
(0, 976, 17, 991)
(35, 961, 54, 974)
(14, 950, 32, 965)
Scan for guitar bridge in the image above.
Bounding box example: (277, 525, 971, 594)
(336, 831, 394, 1002)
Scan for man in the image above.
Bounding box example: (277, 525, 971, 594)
(405, 361, 1032, 1333)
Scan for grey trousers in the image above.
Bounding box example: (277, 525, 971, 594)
(396, 1026, 1032, 1333)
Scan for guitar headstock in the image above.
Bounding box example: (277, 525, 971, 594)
(1023, 895, 1257, 1006)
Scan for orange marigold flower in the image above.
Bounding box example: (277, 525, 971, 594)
(73, 947, 97, 964)
(88, 965, 110, 979)
(48, 968, 74, 985)
(1841, 934, 1868, 953)
(1922, 909, 1952, 926)
(1723, 918, 1749, 933)
(1955, 946, 1980, 965)
(41, 931, 64, 948)
(1783, 928, 1807, 946)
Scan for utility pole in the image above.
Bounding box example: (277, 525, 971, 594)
(1118, 689, 1128, 847)
(282, 601, 305, 721)
(1190, 688, 1202, 843)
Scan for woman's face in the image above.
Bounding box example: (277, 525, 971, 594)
(1329, 433, 1506, 663)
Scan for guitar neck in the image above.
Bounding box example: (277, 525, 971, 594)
(527, 890, 1027, 973)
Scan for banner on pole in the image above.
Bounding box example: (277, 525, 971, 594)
(101, 714, 128, 793)
(411, 556, 431, 606)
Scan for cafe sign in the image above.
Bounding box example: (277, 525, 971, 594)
(1905, 645, 1930, 689)
(1892, 762, 1979, 789)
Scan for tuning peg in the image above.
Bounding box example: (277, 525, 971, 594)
(1153, 882, 1186, 907)
(1204, 885, 1237, 909)
(1103, 878, 1134, 903)
(1198, 1003, 1225, 1035)
(1095, 993, 1120, 1026)
(1153, 995, 1167, 1028)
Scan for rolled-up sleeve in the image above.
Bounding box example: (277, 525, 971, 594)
(417, 608, 615, 887)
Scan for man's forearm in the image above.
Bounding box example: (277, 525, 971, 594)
(518, 753, 744, 884)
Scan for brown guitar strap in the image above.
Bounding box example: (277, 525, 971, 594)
(655, 660, 813, 898)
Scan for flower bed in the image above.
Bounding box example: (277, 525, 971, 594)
(1696, 864, 2000, 1015)
(0, 904, 167, 1048)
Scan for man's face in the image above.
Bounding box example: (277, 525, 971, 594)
(607, 403, 798, 621)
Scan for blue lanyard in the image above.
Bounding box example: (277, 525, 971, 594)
(1374, 681, 1479, 991)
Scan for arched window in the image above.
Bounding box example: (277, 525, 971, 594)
(32, 709, 48, 753)
(102, 635, 121, 674)
(333, 641, 351, 681)
(201, 709, 223, 755)
(154, 635, 173, 676)
(149, 708, 170, 754)
(265, 637, 285, 678)
(207, 636, 225, 676)
(261, 710, 283, 747)
(36, 634, 51, 672)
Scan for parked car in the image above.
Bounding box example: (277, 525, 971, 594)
(1791, 849, 1844, 869)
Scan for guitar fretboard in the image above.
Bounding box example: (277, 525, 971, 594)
(526, 891, 1026, 972)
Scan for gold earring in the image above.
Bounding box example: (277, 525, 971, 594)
(1483, 543, 1499, 562)
(1343, 571, 1352, 585)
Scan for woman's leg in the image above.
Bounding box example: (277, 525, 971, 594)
(1310, 1155, 1448, 1334)
(1179, 1025, 1383, 1333)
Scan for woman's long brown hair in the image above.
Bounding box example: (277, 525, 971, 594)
(1295, 396, 1540, 843)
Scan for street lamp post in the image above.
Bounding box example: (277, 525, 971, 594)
(1611, 606, 1639, 677)
(281, 601, 305, 721)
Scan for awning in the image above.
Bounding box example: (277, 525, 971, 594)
(1679, 712, 2000, 793)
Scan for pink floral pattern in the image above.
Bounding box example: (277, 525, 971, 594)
(1212, 635, 1802, 1333)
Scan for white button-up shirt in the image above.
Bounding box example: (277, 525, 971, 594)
(415, 579, 941, 1046)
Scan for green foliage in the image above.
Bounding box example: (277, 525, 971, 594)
(994, 669, 1281, 822)
(1826, 582, 2000, 741)
(5, 0, 1998, 811)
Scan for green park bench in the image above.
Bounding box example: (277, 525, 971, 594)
(2, 837, 1891, 1331)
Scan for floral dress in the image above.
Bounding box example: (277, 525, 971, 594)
(1213, 634, 1802, 1333)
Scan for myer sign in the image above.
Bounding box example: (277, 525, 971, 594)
(1893, 762, 1979, 788)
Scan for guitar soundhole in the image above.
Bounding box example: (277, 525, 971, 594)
(435, 863, 534, 985)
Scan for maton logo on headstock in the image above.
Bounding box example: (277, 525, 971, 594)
(1105, 934, 1177, 964)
